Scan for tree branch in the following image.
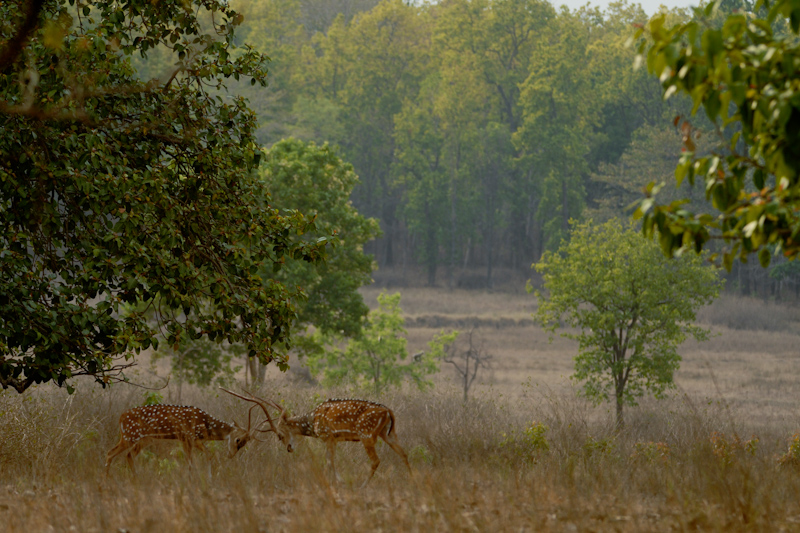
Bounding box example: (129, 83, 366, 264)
(0, 0, 45, 73)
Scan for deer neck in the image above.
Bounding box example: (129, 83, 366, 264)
(205, 418, 237, 441)
(287, 413, 316, 437)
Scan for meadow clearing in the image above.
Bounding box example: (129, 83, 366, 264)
(2, 275, 800, 532)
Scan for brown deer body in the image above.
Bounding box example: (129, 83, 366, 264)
(105, 404, 257, 475)
(221, 389, 411, 486)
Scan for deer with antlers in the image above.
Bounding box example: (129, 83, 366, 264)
(105, 403, 261, 475)
(220, 388, 411, 486)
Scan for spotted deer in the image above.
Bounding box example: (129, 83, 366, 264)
(220, 388, 411, 486)
(105, 403, 260, 475)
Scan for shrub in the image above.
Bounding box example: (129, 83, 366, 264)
(583, 435, 617, 460)
(709, 432, 759, 466)
(498, 422, 550, 464)
(631, 441, 671, 464)
(778, 433, 800, 468)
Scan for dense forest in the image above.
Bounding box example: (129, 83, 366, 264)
(136, 0, 799, 297)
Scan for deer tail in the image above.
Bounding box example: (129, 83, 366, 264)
(386, 410, 397, 437)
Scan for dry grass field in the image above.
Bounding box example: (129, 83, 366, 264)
(2, 279, 800, 532)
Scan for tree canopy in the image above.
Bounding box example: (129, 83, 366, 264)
(532, 219, 721, 427)
(0, 0, 328, 392)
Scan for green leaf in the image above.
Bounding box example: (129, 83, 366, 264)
(704, 90, 721, 121)
(758, 247, 771, 267)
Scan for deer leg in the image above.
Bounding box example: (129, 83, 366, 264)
(181, 438, 195, 467)
(194, 441, 213, 477)
(194, 441, 211, 461)
(361, 438, 381, 488)
(105, 438, 134, 476)
(125, 450, 135, 473)
(106, 436, 146, 476)
(381, 432, 411, 474)
(126, 440, 150, 474)
(326, 440, 341, 483)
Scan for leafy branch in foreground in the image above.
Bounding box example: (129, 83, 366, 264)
(636, 0, 800, 268)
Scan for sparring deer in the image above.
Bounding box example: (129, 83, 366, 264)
(105, 403, 260, 475)
(220, 388, 411, 487)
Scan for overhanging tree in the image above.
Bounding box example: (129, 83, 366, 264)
(0, 0, 328, 393)
(531, 219, 721, 427)
(637, 0, 800, 267)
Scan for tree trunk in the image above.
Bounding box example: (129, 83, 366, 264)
(247, 356, 267, 386)
(425, 213, 437, 286)
(561, 178, 569, 235)
(449, 178, 457, 290)
(615, 392, 624, 429)
(485, 196, 495, 289)
(448, 145, 461, 290)
(486, 241, 494, 290)
(463, 356, 470, 403)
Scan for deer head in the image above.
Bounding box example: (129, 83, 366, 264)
(220, 388, 296, 452)
(225, 404, 259, 457)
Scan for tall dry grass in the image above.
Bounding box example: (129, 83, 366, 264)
(2, 380, 800, 532)
(3, 286, 800, 531)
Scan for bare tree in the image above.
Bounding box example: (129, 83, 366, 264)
(442, 327, 493, 402)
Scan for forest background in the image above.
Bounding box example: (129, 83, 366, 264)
(132, 0, 797, 299)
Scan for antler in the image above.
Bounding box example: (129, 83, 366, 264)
(219, 387, 281, 434)
(245, 404, 258, 432)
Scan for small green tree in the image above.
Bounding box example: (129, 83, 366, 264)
(258, 139, 381, 340)
(307, 292, 456, 394)
(530, 219, 721, 427)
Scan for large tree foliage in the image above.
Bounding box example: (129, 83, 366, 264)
(393, 76, 449, 286)
(0, 0, 328, 393)
(515, 10, 597, 251)
(301, 0, 430, 267)
(531, 219, 720, 427)
(637, 0, 800, 267)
